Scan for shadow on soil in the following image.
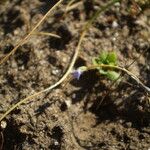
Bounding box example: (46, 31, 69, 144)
(70, 69, 150, 129)
(2, 119, 26, 150)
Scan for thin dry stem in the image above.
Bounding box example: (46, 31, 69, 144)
(0, 0, 63, 65)
(32, 32, 61, 38)
(66, 1, 82, 12)
(0, 0, 121, 122)
(87, 64, 150, 93)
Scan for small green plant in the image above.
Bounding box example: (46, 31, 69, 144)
(72, 51, 150, 93)
(92, 51, 120, 80)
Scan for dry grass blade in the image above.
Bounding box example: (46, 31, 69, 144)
(66, 0, 76, 9)
(0, 0, 63, 65)
(0, 30, 86, 122)
(66, 1, 82, 12)
(31, 32, 61, 38)
(87, 64, 150, 93)
(0, 0, 121, 122)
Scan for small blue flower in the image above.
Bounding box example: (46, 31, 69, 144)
(72, 66, 87, 80)
(72, 69, 82, 80)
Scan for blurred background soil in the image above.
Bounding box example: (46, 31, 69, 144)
(0, 0, 149, 149)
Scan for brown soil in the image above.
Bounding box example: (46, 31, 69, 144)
(0, 0, 150, 150)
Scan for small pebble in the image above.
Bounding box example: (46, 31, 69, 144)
(125, 122, 132, 128)
(52, 69, 60, 75)
(65, 100, 71, 108)
(112, 21, 118, 28)
(54, 141, 59, 145)
(72, 93, 76, 99)
(112, 37, 116, 41)
(0, 120, 7, 129)
(11, 61, 17, 68)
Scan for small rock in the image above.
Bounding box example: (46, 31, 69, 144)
(52, 69, 60, 75)
(0, 121, 7, 129)
(112, 21, 118, 28)
(65, 100, 71, 108)
(125, 122, 132, 128)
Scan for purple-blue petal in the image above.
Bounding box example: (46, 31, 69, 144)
(72, 70, 82, 80)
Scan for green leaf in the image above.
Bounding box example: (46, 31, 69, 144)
(92, 58, 99, 65)
(106, 52, 117, 65)
(92, 51, 119, 81)
(99, 69, 108, 75)
(98, 52, 108, 64)
(106, 71, 120, 80)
